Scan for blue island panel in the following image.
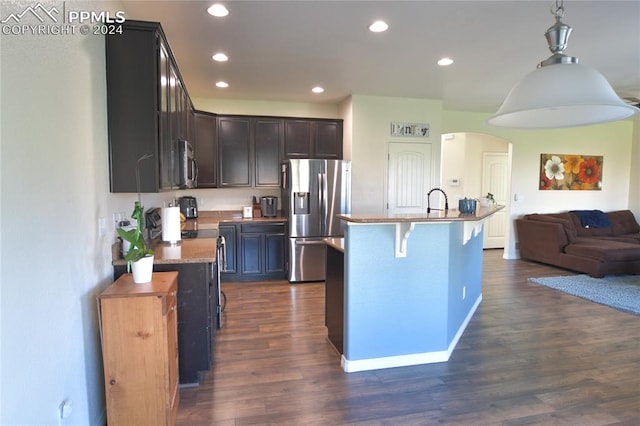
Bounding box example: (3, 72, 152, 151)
(342, 221, 483, 372)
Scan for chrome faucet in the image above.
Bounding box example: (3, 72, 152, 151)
(427, 187, 449, 213)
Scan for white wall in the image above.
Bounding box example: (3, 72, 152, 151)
(350, 95, 443, 214)
(443, 110, 637, 258)
(0, 1, 116, 424)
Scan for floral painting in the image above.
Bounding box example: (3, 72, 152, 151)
(539, 153, 603, 190)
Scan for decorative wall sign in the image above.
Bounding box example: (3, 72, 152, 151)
(390, 122, 429, 137)
(539, 153, 603, 190)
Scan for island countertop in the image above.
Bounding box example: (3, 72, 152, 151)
(337, 205, 503, 224)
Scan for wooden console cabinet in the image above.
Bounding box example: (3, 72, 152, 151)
(99, 272, 179, 425)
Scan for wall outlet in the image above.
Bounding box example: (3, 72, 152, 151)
(462, 286, 466, 300)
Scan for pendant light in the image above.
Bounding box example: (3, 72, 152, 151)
(487, 0, 639, 129)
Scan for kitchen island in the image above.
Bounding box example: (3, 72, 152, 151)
(332, 205, 503, 372)
(113, 237, 218, 385)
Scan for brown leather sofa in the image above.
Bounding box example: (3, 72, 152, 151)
(515, 210, 640, 277)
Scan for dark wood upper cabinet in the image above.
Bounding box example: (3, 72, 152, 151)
(284, 118, 343, 159)
(254, 119, 282, 187)
(283, 119, 312, 158)
(218, 116, 252, 187)
(217, 116, 283, 188)
(314, 120, 342, 159)
(193, 111, 218, 188)
(106, 20, 192, 193)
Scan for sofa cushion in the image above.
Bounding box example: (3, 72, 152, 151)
(568, 212, 613, 237)
(565, 242, 640, 262)
(607, 210, 640, 236)
(525, 213, 578, 241)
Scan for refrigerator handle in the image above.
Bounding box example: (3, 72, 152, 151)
(281, 163, 287, 190)
(319, 172, 327, 235)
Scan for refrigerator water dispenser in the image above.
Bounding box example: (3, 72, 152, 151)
(294, 192, 309, 214)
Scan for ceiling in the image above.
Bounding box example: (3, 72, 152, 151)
(122, 1, 640, 113)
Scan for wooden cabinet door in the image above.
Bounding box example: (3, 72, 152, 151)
(284, 119, 312, 158)
(314, 120, 343, 159)
(218, 224, 237, 274)
(240, 233, 263, 275)
(158, 40, 172, 190)
(106, 24, 160, 192)
(194, 111, 217, 187)
(254, 119, 281, 187)
(265, 232, 286, 274)
(218, 117, 252, 187)
(100, 272, 178, 426)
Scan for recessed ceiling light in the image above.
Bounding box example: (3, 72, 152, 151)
(212, 53, 228, 62)
(312, 86, 324, 94)
(438, 57, 454, 66)
(368, 20, 388, 33)
(216, 81, 229, 88)
(207, 4, 229, 17)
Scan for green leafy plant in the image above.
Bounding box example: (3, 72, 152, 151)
(117, 201, 153, 271)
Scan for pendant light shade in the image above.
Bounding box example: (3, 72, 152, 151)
(487, 62, 638, 129)
(487, 1, 639, 129)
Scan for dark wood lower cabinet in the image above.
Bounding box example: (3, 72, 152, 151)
(325, 244, 344, 353)
(114, 262, 218, 385)
(220, 222, 286, 282)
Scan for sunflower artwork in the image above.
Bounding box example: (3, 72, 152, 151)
(539, 153, 603, 190)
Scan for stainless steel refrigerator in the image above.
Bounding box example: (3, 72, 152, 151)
(282, 159, 351, 282)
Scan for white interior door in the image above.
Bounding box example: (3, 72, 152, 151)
(482, 152, 509, 248)
(387, 142, 432, 214)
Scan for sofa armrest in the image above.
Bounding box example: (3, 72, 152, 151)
(515, 218, 568, 264)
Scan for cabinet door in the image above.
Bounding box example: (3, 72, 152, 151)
(254, 119, 282, 187)
(265, 233, 286, 274)
(218, 117, 252, 187)
(158, 40, 173, 190)
(284, 119, 312, 158)
(218, 224, 237, 274)
(240, 234, 263, 275)
(106, 25, 160, 192)
(193, 111, 217, 187)
(314, 120, 343, 159)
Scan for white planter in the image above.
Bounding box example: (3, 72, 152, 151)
(479, 197, 491, 208)
(131, 255, 154, 283)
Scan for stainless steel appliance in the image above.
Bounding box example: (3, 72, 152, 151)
(281, 159, 351, 282)
(260, 196, 278, 217)
(178, 196, 198, 218)
(178, 140, 197, 188)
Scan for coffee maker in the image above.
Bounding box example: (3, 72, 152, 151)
(260, 196, 277, 217)
(178, 196, 198, 218)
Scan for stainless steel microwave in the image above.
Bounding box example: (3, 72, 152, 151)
(178, 140, 197, 188)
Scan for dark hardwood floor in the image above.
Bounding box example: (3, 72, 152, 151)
(177, 250, 640, 425)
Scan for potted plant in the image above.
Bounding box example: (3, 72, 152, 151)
(479, 192, 495, 208)
(117, 201, 154, 283)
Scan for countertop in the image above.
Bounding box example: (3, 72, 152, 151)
(182, 210, 287, 231)
(324, 237, 344, 252)
(337, 205, 504, 224)
(113, 238, 217, 266)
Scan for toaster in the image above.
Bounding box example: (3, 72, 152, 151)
(178, 196, 198, 219)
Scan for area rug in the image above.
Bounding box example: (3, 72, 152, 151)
(528, 274, 640, 316)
